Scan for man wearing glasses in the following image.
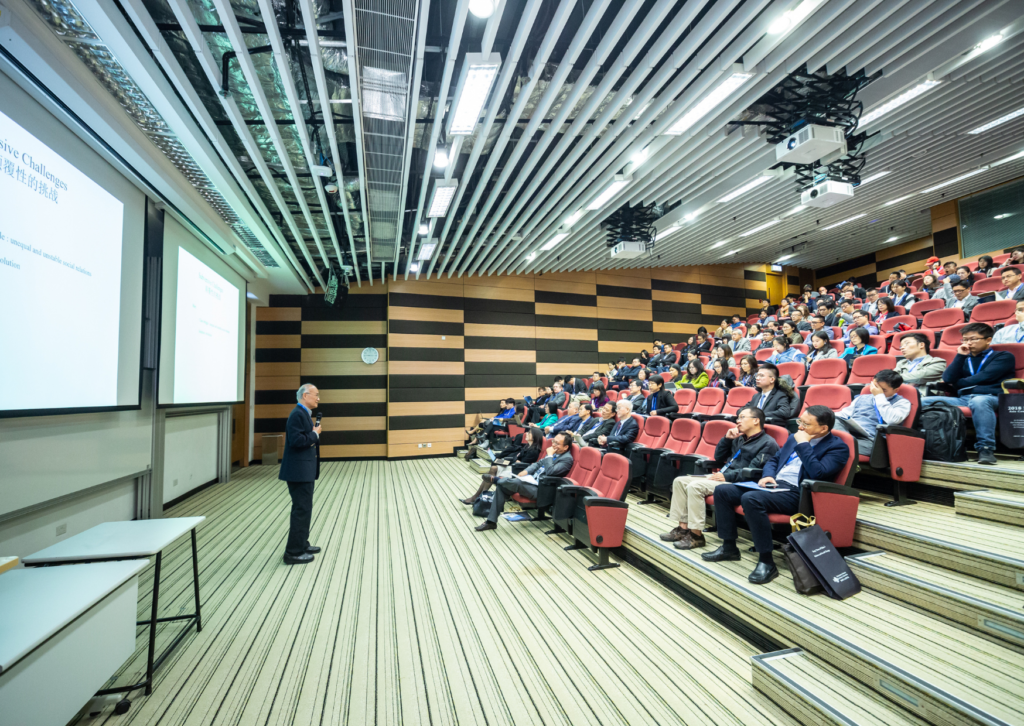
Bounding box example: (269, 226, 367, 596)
(922, 323, 1015, 465)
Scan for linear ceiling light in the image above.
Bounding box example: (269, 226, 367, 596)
(418, 223, 429, 235)
(718, 175, 771, 203)
(775, 253, 794, 262)
(919, 167, 989, 194)
(449, 53, 502, 135)
(434, 147, 450, 168)
(664, 66, 754, 136)
(968, 106, 1024, 135)
(859, 79, 941, 127)
(710, 240, 730, 248)
(884, 194, 913, 206)
(525, 252, 537, 262)
(977, 33, 1003, 52)
(822, 213, 866, 230)
(417, 241, 437, 260)
(857, 171, 891, 185)
(768, 0, 819, 34)
(740, 219, 780, 237)
(564, 209, 585, 227)
(587, 174, 632, 210)
(428, 179, 459, 217)
(993, 149, 1024, 166)
(541, 227, 572, 251)
(655, 224, 680, 242)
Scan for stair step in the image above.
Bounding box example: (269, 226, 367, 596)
(854, 498, 1024, 591)
(919, 460, 1024, 493)
(955, 490, 1024, 527)
(752, 648, 929, 726)
(847, 550, 1024, 648)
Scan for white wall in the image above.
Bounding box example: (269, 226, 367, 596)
(163, 413, 219, 504)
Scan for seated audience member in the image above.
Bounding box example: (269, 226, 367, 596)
(801, 284, 818, 303)
(873, 297, 897, 326)
(818, 302, 842, 329)
(922, 323, 1015, 465)
(895, 333, 947, 388)
(607, 359, 628, 386)
(863, 288, 881, 316)
(547, 382, 567, 410)
(834, 370, 911, 455)
(747, 322, 761, 339)
(804, 330, 838, 368)
(767, 336, 806, 365)
(946, 277, 980, 319)
(808, 314, 835, 340)
(889, 279, 915, 310)
(610, 357, 644, 390)
(546, 400, 582, 435)
(677, 360, 710, 390)
(475, 432, 574, 531)
(589, 384, 609, 410)
(755, 329, 776, 351)
(624, 380, 646, 409)
(466, 397, 515, 440)
(776, 299, 792, 320)
(999, 247, 1024, 271)
(589, 371, 602, 390)
(577, 403, 611, 445)
(730, 328, 751, 353)
(688, 332, 712, 356)
(758, 309, 776, 325)
(920, 273, 944, 301)
(647, 342, 664, 370)
(711, 344, 735, 369)
(737, 355, 759, 387)
(730, 314, 745, 329)
(841, 311, 877, 344)
(817, 285, 830, 298)
(835, 299, 857, 327)
(637, 374, 677, 416)
(938, 260, 958, 280)
(656, 343, 679, 372)
(635, 368, 651, 390)
(997, 266, 1024, 302)
(595, 400, 639, 450)
(564, 374, 587, 395)
(639, 349, 651, 367)
(714, 319, 732, 340)
(976, 255, 996, 277)
(840, 327, 878, 366)
(702, 405, 849, 584)
(753, 363, 797, 426)
(994, 300, 1024, 344)
(535, 401, 559, 430)
(707, 358, 736, 390)
(461, 425, 544, 504)
(660, 407, 780, 550)
(791, 308, 811, 332)
(780, 321, 803, 346)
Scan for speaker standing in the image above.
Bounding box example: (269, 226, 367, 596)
(279, 383, 322, 564)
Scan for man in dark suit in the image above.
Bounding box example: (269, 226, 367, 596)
(597, 399, 640, 451)
(578, 402, 614, 445)
(702, 405, 850, 584)
(475, 432, 575, 531)
(279, 383, 323, 565)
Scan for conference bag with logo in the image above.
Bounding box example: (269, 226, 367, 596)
(786, 524, 861, 600)
(998, 382, 1024, 450)
(782, 514, 823, 596)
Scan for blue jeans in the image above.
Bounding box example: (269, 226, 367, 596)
(922, 394, 999, 451)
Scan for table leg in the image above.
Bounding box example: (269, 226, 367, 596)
(145, 552, 161, 696)
(190, 528, 202, 632)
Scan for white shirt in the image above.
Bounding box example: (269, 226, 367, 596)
(993, 323, 1024, 345)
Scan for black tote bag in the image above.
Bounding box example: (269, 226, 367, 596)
(786, 524, 861, 600)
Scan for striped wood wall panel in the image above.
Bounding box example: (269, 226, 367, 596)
(253, 289, 388, 460)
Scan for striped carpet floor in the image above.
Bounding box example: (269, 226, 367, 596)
(77, 458, 800, 726)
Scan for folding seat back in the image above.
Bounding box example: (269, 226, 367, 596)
(936, 323, 968, 350)
(828, 339, 846, 355)
(635, 415, 670, 448)
(607, 388, 620, 402)
(992, 343, 1024, 378)
(964, 260, 979, 271)
(673, 388, 696, 413)
(799, 384, 852, 415)
(664, 418, 700, 454)
(695, 420, 734, 458)
(971, 299, 1017, 325)
(830, 327, 843, 341)
(589, 452, 631, 501)
(994, 252, 1013, 265)
(777, 361, 805, 386)
(568, 452, 632, 570)
(910, 298, 944, 316)
(721, 386, 757, 416)
(661, 368, 676, 382)
(692, 387, 725, 416)
(806, 358, 848, 386)
(729, 366, 742, 381)
(879, 315, 916, 334)
(793, 344, 809, 356)
(809, 430, 859, 547)
(890, 329, 935, 352)
(765, 424, 789, 449)
(922, 307, 967, 333)
(848, 354, 898, 385)
(565, 445, 600, 488)
(912, 290, 927, 300)
(930, 348, 958, 369)
(868, 334, 887, 352)
(755, 348, 773, 361)
(971, 277, 1005, 297)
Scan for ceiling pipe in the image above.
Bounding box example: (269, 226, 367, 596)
(298, 0, 361, 286)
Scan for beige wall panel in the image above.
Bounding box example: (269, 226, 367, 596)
(540, 270, 596, 284)
(389, 334, 464, 349)
(466, 387, 538, 401)
(651, 269, 701, 284)
(256, 307, 301, 321)
(463, 285, 534, 302)
(651, 289, 700, 304)
(256, 362, 300, 377)
(387, 360, 463, 375)
(321, 416, 387, 431)
(255, 335, 300, 348)
(464, 349, 536, 363)
(388, 428, 466, 445)
(350, 283, 387, 294)
(301, 348, 389, 362)
(464, 274, 535, 290)
(464, 323, 536, 338)
(535, 326, 598, 340)
(320, 388, 387, 404)
(744, 279, 768, 291)
(701, 304, 746, 318)
(322, 444, 387, 458)
(876, 236, 933, 262)
(388, 401, 464, 417)
(387, 442, 464, 458)
(746, 298, 767, 309)
(254, 404, 300, 418)
(597, 340, 643, 353)
(255, 376, 300, 390)
(388, 279, 464, 297)
(534, 303, 597, 318)
(388, 306, 464, 323)
(466, 413, 493, 427)
(300, 361, 390, 376)
(534, 278, 598, 296)
(595, 272, 651, 288)
(301, 320, 387, 335)
(536, 363, 596, 376)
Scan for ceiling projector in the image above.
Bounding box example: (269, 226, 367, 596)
(610, 240, 646, 259)
(801, 179, 854, 208)
(776, 124, 847, 165)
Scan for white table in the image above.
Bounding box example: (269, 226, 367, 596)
(22, 517, 205, 700)
(0, 560, 148, 726)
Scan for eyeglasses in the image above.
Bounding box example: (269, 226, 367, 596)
(961, 336, 986, 343)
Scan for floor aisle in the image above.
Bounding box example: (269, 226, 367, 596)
(79, 459, 799, 726)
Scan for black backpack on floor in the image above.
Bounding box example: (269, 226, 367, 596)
(916, 401, 967, 462)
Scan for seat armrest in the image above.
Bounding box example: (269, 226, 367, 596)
(739, 467, 763, 481)
(881, 425, 925, 439)
(558, 485, 601, 498)
(848, 383, 865, 396)
(694, 459, 718, 473)
(674, 454, 709, 464)
(802, 479, 863, 497)
(583, 497, 629, 509)
(630, 445, 655, 454)
(662, 452, 702, 462)
(704, 413, 737, 422)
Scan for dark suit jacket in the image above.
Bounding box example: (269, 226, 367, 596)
(606, 416, 640, 448)
(582, 417, 614, 444)
(750, 387, 796, 426)
(279, 405, 320, 482)
(526, 451, 574, 479)
(763, 432, 849, 488)
(640, 388, 678, 416)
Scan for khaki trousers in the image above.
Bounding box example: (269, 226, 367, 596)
(668, 476, 721, 530)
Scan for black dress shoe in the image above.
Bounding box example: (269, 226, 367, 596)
(701, 545, 742, 562)
(283, 553, 315, 565)
(977, 449, 998, 465)
(306, 545, 321, 554)
(475, 520, 497, 531)
(748, 561, 779, 584)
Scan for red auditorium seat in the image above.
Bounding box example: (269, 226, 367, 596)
(862, 384, 926, 507)
(793, 344, 809, 356)
(868, 334, 888, 352)
(729, 366, 742, 381)
(828, 339, 846, 355)
(607, 389, 620, 402)
(754, 348, 773, 361)
(668, 420, 734, 478)
(964, 260, 979, 271)
(627, 415, 671, 485)
(694, 386, 757, 422)
(910, 298, 944, 316)
(765, 424, 789, 449)
(972, 277, 1006, 298)
(686, 387, 726, 418)
(777, 362, 806, 386)
(936, 323, 968, 350)
(798, 385, 852, 419)
(563, 453, 632, 571)
(930, 348, 958, 369)
(507, 424, 526, 439)
(548, 446, 603, 536)
(672, 388, 697, 415)
(661, 368, 676, 383)
(971, 299, 1017, 326)
(993, 343, 1024, 377)
(847, 355, 898, 391)
(922, 308, 967, 340)
(642, 418, 702, 501)
(805, 359, 848, 386)
(994, 252, 1013, 265)
(890, 329, 935, 352)
(878, 315, 917, 337)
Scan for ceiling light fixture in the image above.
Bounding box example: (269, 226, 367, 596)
(718, 175, 772, 203)
(434, 147, 449, 168)
(448, 53, 501, 135)
(768, 0, 819, 34)
(683, 211, 698, 222)
(884, 194, 913, 206)
(857, 170, 891, 185)
(428, 179, 459, 217)
(740, 219, 781, 237)
(409, 262, 419, 272)
(418, 223, 429, 235)
(859, 79, 941, 127)
(710, 240, 730, 248)
(664, 66, 755, 136)
(564, 209, 585, 227)
(587, 174, 632, 210)
(541, 227, 572, 251)
(417, 241, 437, 260)
(525, 252, 537, 262)
(631, 147, 649, 166)
(919, 166, 989, 194)
(968, 106, 1024, 135)
(784, 204, 807, 217)
(725, 249, 741, 256)
(655, 224, 680, 242)
(776, 253, 795, 262)
(976, 33, 1003, 52)
(822, 213, 866, 230)
(995, 213, 1013, 220)
(994, 149, 1024, 166)
(886, 236, 900, 243)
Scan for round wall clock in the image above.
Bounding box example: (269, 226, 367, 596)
(361, 346, 380, 365)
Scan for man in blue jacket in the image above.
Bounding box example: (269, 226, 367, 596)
(702, 405, 850, 584)
(922, 322, 1016, 465)
(279, 384, 323, 565)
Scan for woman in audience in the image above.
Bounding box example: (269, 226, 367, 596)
(737, 355, 759, 387)
(589, 384, 609, 410)
(707, 358, 735, 390)
(780, 320, 803, 346)
(840, 327, 878, 366)
(804, 330, 838, 369)
(636, 367, 650, 389)
(874, 297, 896, 325)
(677, 359, 709, 389)
(976, 255, 996, 277)
(714, 319, 732, 340)
(889, 278, 915, 311)
(460, 426, 543, 505)
(711, 344, 735, 369)
(766, 336, 806, 365)
(1002, 248, 1024, 270)
(746, 323, 761, 341)
(920, 273, 943, 300)
(536, 401, 559, 430)
(776, 298, 792, 320)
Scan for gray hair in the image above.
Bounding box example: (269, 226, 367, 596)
(617, 399, 634, 413)
(296, 383, 316, 402)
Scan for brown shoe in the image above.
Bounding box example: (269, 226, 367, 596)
(659, 526, 687, 542)
(675, 531, 707, 550)
(672, 533, 693, 549)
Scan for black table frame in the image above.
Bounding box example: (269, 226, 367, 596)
(25, 527, 202, 697)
